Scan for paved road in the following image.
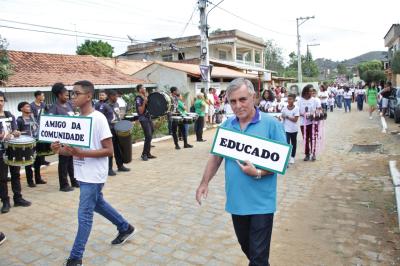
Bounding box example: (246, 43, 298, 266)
(1, 104, 399, 265)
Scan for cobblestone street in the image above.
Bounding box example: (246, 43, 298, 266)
(1, 104, 400, 265)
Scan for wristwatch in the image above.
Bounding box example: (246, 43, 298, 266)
(255, 169, 262, 180)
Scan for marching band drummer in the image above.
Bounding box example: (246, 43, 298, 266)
(135, 84, 156, 161)
(0, 92, 31, 214)
(30, 90, 50, 166)
(170, 87, 193, 150)
(16, 101, 47, 187)
(106, 90, 130, 175)
(48, 83, 79, 192)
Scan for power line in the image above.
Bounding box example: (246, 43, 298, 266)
(0, 18, 137, 41)
(208, 1, 295, 37)
(0, 24, 131, 43)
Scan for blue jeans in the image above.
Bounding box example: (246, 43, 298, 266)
(344, 98, 351, 112)
(356, 95, 364, 111)
(337, 95, 343, 108)
(70, 182, 129, 259)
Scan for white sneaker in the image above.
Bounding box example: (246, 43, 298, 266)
(289, 157, 295, 164)
(369, 116, 372, 120)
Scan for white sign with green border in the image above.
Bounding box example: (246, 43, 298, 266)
(38, 114, 93, 148)
(211, 127, 292, 175)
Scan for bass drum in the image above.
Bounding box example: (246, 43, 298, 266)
(114, 120, 133, 164)
(147, 92, 172, 117)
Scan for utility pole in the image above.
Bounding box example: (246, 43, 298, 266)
(296, 16, 315, 84)
(199, 0, 210, 94)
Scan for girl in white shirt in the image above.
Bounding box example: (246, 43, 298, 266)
(343, 87, 353, 112)
(318, 85, 329, 113)
(355, 85, 366, 111)
(281, 93, 299, 164)
(299, 85, 322, 161)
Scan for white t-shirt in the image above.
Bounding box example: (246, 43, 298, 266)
(207, 93, 215, 105)
(356, 89, 365, 95)
(117, 97, 127, 108)
(73, 110, 113, 183)
(298, 97, 321, 126)
(259, 100, 275, 112)
(337, 88, 344, 96)
(281, 105, 299, 133)
(343, 91, 352, 99)
(318, 91, 329, 104)
(327, 97, 335, 106)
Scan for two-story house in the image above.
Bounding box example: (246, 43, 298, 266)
(120, 29, 268, 74)
(384, 24, 400, 86)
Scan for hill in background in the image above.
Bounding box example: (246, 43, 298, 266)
(315, 51, 388, 70)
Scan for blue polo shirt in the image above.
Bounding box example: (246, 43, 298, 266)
(220, 107, 286, 215)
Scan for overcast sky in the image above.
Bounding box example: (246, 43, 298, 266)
(1, 0, 399, 63)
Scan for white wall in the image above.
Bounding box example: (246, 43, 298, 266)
(3, 92, 36, 117)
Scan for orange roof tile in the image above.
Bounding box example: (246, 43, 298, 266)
(95, 57, 152, 75)
(3, 51, 147, 87)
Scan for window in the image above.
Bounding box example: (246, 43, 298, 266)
(245, 52, 251, 62)
(162, 54, 173, 61)
(255, 51, 261, 63)
(236, 53, 243, 61)
(219, 50, 227, 60)
(178, 52, 185, 60)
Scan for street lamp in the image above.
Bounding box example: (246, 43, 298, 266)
(296, 16, 315, 84)
(306, 43, 320, 61)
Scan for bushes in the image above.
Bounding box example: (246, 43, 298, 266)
(131, 116, 170, 141)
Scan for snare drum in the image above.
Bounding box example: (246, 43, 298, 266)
(182, 116, 194, 124)
(147, 91, 173, 117)
(36, 141, 54, 156)
(186, 112, 199, 122)
(171, 116, 183, 124)
(4, 136, 36, 166)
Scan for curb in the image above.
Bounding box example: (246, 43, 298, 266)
(380, 115, 387, 133)
(389, 160, 400, 230)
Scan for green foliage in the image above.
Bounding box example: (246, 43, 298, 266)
(392, 51, 400, 74)
(131, 117, 169, 141)
(0, 35, 12, 83)
(360, 70, 386, 83)
(337, 63, 348, 75)
(284, 51, 319, 79)
(76, 40, 114, 57)
(357, 60, 382, 77)
(357, 60, 385, 83)
(264, 39, 285, 75)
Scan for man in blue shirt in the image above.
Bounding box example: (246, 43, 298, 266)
(196, 78, 286, 265)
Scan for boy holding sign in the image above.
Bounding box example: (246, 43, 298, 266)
(196, 78, 286, 266)
(51, 81, 135, 266)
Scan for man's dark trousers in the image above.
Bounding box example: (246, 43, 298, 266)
(232, 213, 274, 266)
(140, 120, 153, 156)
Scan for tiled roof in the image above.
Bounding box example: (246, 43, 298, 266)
(95, 57, 151, 75)
(147, 61, 257, 79)
(3, 51, 147, 87)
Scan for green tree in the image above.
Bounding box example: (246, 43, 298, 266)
(361, 70, 386, 83)
(357, 60, 385, 83)
(303, 52, 319, 78)
(76, 40, 114, 57)
(0, 35, 11, 84)
(284, 51, 319, 78)
(337, 63, 348, 75)
(357, 60, 382, 77)
(264, 39, 285, 75)
(392, 51, 400, 74)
